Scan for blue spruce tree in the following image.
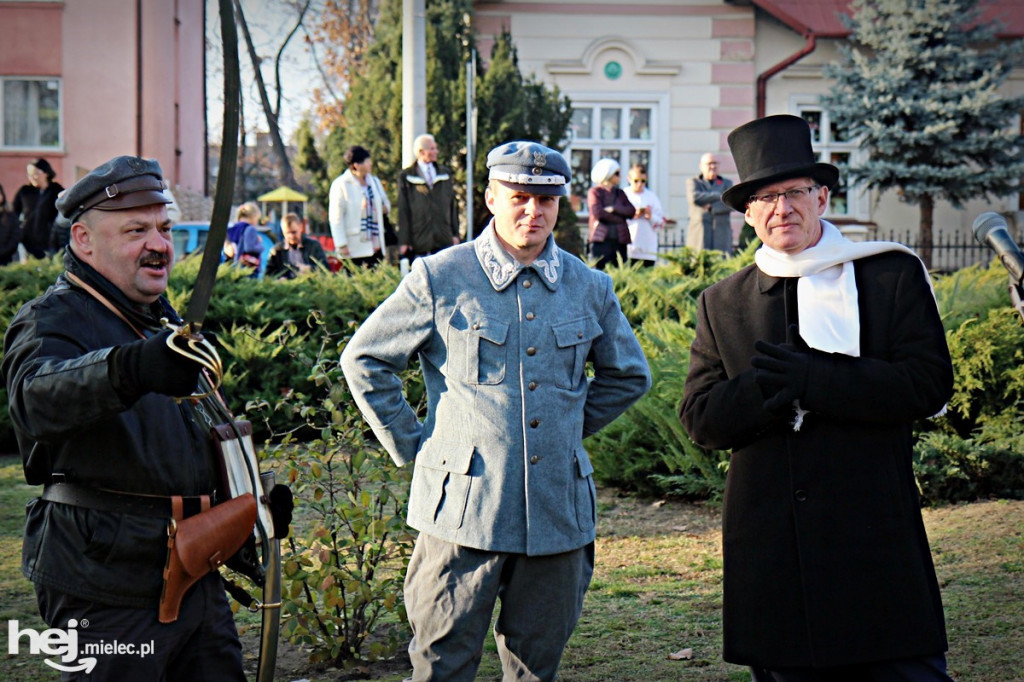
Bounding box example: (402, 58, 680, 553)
(821, 0, 1024, 267)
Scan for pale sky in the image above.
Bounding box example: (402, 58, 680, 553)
(205, 0, 324, 144)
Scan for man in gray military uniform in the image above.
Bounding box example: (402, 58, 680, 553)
(342, 140, 651, 681)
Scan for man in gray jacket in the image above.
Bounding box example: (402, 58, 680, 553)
(686, 152, 735, 254)
(342, 140, 651, 681)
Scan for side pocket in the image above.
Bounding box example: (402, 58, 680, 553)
(573, 449, 597, 532)
(415, 442, 476, 530)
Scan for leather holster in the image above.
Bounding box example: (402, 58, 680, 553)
(159, 492, 257, 623)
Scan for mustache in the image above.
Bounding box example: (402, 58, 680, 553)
(139, 251, 170, 268)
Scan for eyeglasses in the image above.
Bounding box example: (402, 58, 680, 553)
(748, 185, 820, 207)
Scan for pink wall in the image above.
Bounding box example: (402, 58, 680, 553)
(0, 2, 64, 193)
(1, 0, 205, 199)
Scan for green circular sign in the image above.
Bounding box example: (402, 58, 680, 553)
(604, 61, 622, 80)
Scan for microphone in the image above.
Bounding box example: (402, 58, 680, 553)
(973, 212, 1024, 286)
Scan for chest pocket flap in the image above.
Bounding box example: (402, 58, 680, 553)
(551, 316, 602, 388)
(552, 316, 602, 349)
(449, 309, 509, 385)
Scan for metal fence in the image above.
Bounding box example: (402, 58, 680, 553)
(649, 228, 998, 274)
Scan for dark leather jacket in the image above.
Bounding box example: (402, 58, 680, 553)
(2, 251, 222, 607)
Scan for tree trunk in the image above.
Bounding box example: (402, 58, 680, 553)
(233, 0, 296, 189)
(919, 194, 934, 270)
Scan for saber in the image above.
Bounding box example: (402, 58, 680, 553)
(162, 0, 243, 399)
(165, 0, 283, 677)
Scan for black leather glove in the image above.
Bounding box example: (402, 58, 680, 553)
(110, 330, 204, 401)
(269, 484, 294, 539)
(751, 338, 811, 412)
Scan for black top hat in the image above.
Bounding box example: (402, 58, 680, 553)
(720, 115, 839, 213)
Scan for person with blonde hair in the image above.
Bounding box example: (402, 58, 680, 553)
(224, 201, 264, 275)
(623, 164, 665, 267)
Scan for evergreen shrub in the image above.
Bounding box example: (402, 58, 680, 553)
(2, 249, 1023, 504)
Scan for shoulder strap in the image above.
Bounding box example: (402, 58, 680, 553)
(64, 271, 147, 340)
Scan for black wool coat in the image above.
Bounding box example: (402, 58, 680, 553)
(680, 251, 953, 668)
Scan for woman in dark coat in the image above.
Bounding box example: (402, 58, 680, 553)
(0, 183, 22, 264)
(17, 158, 64, 258)
(586, 158, 636, 270)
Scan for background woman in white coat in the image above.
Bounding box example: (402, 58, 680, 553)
(328, 145, 391, 267)
(623, 164, 665, 267)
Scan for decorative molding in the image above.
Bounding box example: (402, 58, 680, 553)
(545, 36, 682, 77)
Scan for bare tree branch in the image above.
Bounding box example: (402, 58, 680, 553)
(232, 0, 296, 188)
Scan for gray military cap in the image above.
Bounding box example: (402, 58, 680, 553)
(486, 140, 570, 196)
(56, 155, 171, 224)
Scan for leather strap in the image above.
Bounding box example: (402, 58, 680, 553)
(42, 481, 211, 519)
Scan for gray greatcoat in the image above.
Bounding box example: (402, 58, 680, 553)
(680, 251, 952, 668)
(686, 174, 734, 253)
(341, 224, 651, 556)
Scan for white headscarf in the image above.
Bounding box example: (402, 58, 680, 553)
(590, 158, 620, 185)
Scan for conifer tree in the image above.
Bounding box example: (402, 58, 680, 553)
(293, 118, 330, 228)
(821, 0, 1024, 266)
(314, 0, 573, 242)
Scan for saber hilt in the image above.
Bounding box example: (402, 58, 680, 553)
(161, 318, 224, 401)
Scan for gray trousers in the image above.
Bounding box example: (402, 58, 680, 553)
(404, 533, 595, 681)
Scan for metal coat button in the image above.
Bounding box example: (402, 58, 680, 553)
(523, 280, 532, 288)
(528, 381, 537, 391)
(794, 489, 808, 502)
(526, 312, 535, 320)
(530, 418, 540, 428)
(530, 455, 539, 464)
(526, 347, 536, 356)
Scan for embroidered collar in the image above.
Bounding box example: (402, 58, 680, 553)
(474, 221, 562, 292)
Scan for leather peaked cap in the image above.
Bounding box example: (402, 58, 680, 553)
(56, 156, 171, 224)
(720, 115, 839, 213)
(487, 140, 571, 196)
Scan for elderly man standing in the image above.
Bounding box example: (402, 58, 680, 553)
(397, 133, 460, 259)
(342, 140, 651, 681)
(686, 152, 734, 254)
(680, 116, 954, 681)
(3, 157, 246, 680)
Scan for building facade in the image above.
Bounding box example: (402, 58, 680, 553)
(473, 0, 1024, 248)
(0, 0, 206, 202)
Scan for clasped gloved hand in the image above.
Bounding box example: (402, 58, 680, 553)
(751, 337, 812, 412)
(110, 329, 205, 401)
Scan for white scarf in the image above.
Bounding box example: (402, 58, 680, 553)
(754, 221, 932, 430)
(754, 220, 923, 357)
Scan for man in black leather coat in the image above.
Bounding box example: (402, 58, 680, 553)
(2, 156, 246, 681)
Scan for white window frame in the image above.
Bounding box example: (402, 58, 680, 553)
(1, 76, 63, 151)
(790, 95, 869, 221)
(566, 92, 669, 217)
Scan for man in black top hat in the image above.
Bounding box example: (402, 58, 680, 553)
(3, 156, 246, 680)
(680, 115, 954, 681)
